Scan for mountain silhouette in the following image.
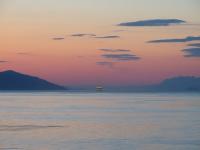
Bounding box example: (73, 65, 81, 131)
(156, 76, 200, 91)
(105, 76, 200, 92)
(0, 70, 66, 90)
(134, 76, 200, 92)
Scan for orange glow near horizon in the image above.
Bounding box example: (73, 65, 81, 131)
(1, 0, 200, 86)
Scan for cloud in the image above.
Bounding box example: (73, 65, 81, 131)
(0, 60, 7, 63)
(102, 54, 140, 61)
(118, 19, 186, 27)
(52, 37, 65, 40)
(71, 33, 96, 37)
(148, 36, 200, 43)
(97, 50, 140, 68)
(96, 62, 114, 68)
(98, 48, 140, 64)
(99, 48, 131, 52)
(70, 34, 119, 39)
(95, 35, 120, 39)
(188, 43, 200, 47)
(182, 48, 200, 57)
(17, 52, 32, 55)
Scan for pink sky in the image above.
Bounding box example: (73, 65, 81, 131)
(0, 0, 200, 86)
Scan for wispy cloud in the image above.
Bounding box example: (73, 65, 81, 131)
(95, 35, 120, 39)
(52, 37, 65, 40)
(102, 54, 140, 61)
(118, 19, 186, 27)
(148, 36, 200, 43)
(70, 33, 120, 39)
(188, 43, 200, 47)
(183, 48, 200, 57)
(96, 61, 114, 68)
(99, 48, 131, 53)
(71, 33, 96, 37)
(97, 47, 140, 68)
(0, 60, 7, 63)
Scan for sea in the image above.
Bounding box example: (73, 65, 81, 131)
(0, 92, 200, 150)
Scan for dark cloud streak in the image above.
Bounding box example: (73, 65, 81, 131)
(118, 19, 186, 27)
(95, 36, 120, 39)
(70, 33, 120, 39)
(148, 36, 200, 43)
(52, 37, 65, 40)
(183, 48, 200, 57)
(0, 60, 8, 63)
(71, 33, 96, 37)
(99, 48, 131, 53)
(102, 54, 140, 61)
(188, 43, 200, 47)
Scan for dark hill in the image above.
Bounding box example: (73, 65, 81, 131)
(156, 76, 200, 91)
(106, 76, 200, 92)
(0, 70, 66, 90)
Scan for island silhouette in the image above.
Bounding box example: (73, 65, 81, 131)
(0, 70, 200, 91)
(0, 70, 65, 90)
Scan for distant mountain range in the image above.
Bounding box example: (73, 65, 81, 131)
(0, 70, 200, 92)
(0, 70, 65, 90)
(155, 76, 200, 92)
(105, 76, 200, 92)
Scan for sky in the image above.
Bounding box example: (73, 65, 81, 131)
(0, 0, 200, 86)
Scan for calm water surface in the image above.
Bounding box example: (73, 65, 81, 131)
(0, 92, 200, 150)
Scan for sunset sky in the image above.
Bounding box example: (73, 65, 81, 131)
(0, 0, 200, 86)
